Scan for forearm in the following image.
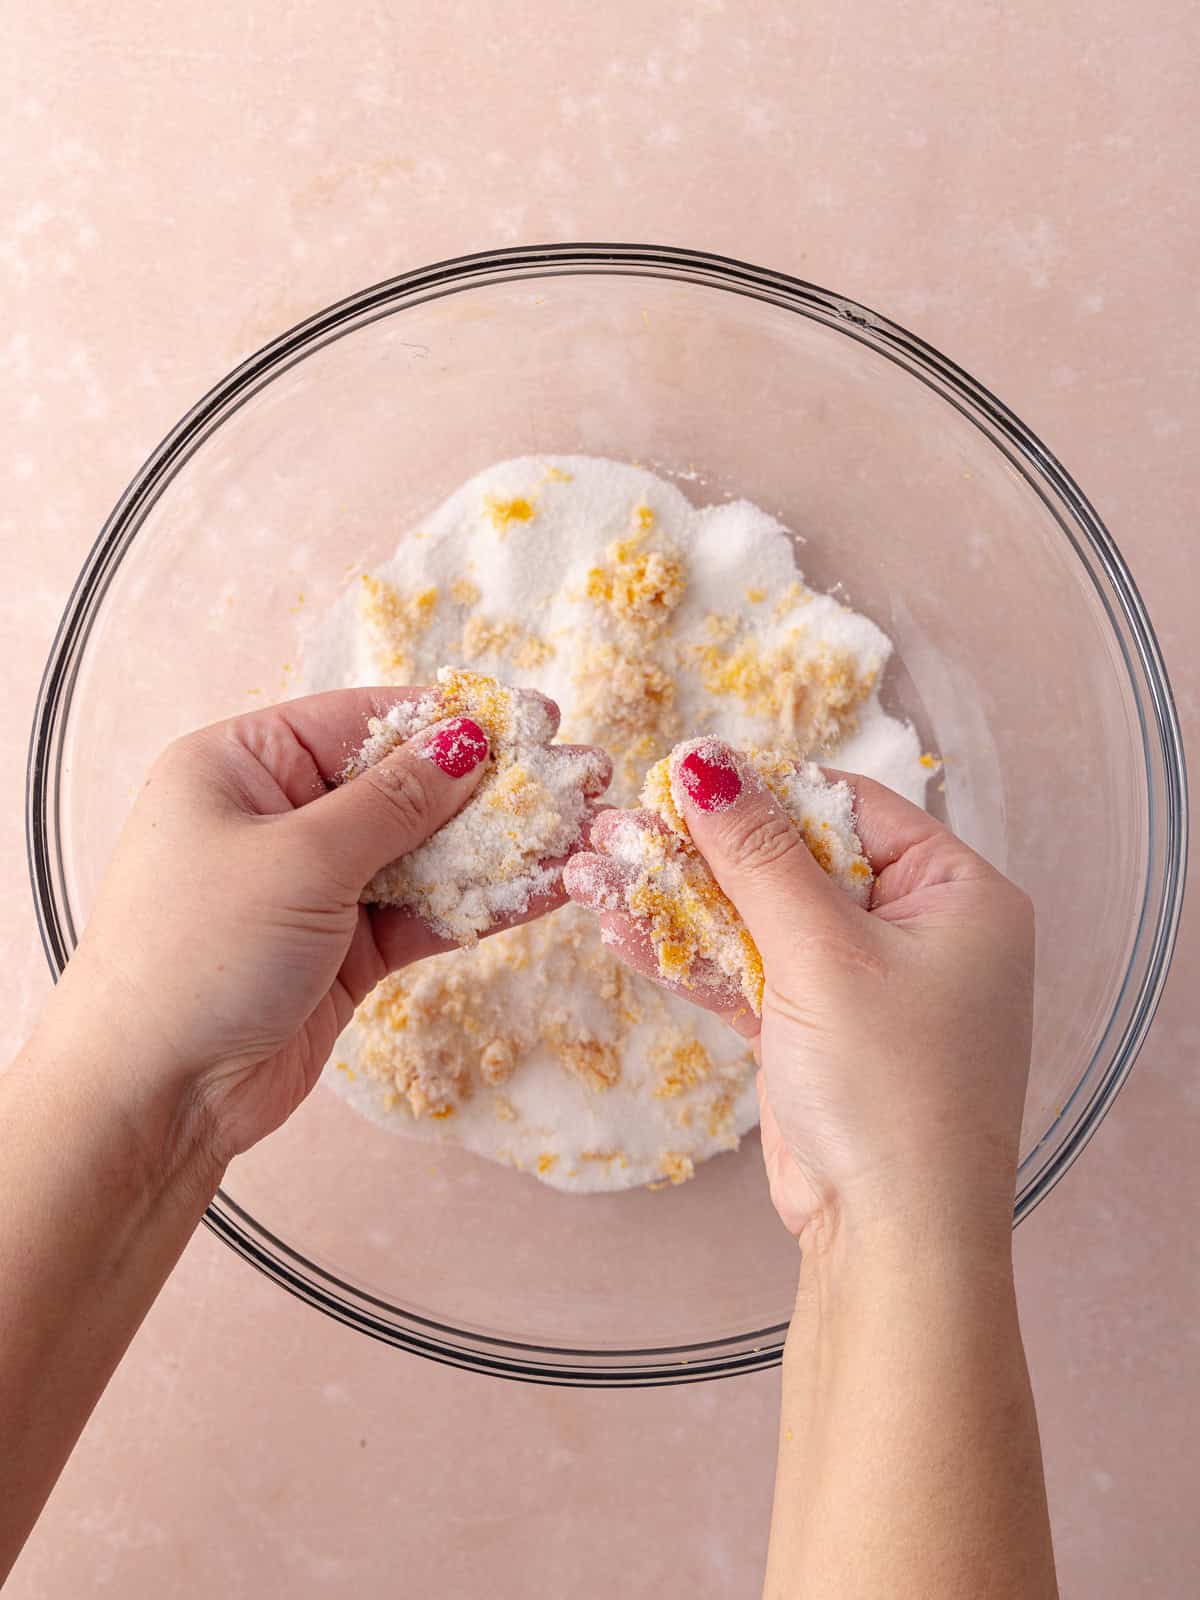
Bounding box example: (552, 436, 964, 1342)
(765, 1202, 1058, 1600)
(0, 1000, 222, 1583)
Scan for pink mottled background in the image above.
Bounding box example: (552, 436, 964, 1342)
(2, 2, 1197, 1595)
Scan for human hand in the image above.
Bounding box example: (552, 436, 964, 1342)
(49, 688, 607, 1171)
(564, 743, 1034, 1246)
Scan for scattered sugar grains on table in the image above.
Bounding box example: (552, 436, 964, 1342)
(302, 456, 930, 1193)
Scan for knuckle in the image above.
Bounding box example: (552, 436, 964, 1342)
(895, 831, 982, 896)
(1001, 880, 1036, 939)
(721, 805, 805, 876)
(1006, 877, 1034, 917)
(360, 759, 430, 834)
(157, 729, 204, 773)
(147, 729, 222, 798)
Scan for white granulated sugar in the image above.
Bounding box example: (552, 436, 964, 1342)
(303, 455, 931, 1193)
(349, 668, 606, 945)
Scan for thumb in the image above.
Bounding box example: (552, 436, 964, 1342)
(669, 739, 854, 961)
(298, 715, 490, 889)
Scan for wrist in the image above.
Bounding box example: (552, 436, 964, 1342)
(29, 977, 228, 1209)
(807, 1132, 1017, 1250)
(790, 1179, 1015, 1356)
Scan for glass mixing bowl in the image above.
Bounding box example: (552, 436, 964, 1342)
(27, 245, 1187, 1385)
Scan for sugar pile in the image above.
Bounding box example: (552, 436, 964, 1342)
(304, 455, 931, 1193)
(349, 667, 608, 945)
(328, 908, 757, 1192)
(602, 741, 873, 1017)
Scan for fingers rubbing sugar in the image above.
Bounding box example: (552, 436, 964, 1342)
(308, 456, 929, 1192)
(599, 741, 875, 1016)
(563, 854, 629, 913)
(353, 668, 609, 944)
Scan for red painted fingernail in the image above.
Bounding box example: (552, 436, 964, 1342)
(677, 745, 742, 812)
(421, 717, 489, 778)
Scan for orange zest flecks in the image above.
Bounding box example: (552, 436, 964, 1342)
(359, 573, 439, 680)
(541, 1023, 622, 1092)
(658, 1152, 695, 1186)
(484, 494, 536, 533)
(694, 632, 876, 751)
(584, 529, 685, 628)
(459, 612, 554, 668)
(434, 666, 516, 741)
(650, 1033, 713, 1099)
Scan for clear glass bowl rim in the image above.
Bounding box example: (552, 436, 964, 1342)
(25, 242, 1189, 1386)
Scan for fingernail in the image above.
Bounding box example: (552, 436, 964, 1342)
(420, 717, 489, 778)
(677, 745, 742, 813)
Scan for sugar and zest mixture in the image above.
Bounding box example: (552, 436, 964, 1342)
(568, 513, 687, 789)
(306, 456, 929, 1193)
(332, 901, 754, 1190)
(347, 668, 605, 946)
(607, 740, 873, 1017)
(349, 910, 640, 1120)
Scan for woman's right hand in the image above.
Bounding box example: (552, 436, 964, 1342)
(565, 744, 1034, 1247)
(48, 687, 609, 1175)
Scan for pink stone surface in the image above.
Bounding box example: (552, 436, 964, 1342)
(2, 2, 1197, 1595)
